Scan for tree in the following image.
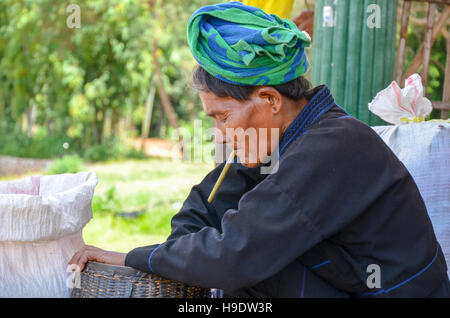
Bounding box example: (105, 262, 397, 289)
(0, 0, 219, 158)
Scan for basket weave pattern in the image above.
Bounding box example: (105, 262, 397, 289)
(71, 261, 211, 298)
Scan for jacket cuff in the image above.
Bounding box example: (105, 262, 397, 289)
(125, 244, 160, 273)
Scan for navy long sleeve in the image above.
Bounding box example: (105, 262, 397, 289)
(125, 88, 450, 297)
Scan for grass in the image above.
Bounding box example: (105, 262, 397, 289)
(83, 158, 213, 252)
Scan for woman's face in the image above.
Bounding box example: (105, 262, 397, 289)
(199, 88, 282, 168)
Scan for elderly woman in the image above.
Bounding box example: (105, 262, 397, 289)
(70, 2, 449, 297)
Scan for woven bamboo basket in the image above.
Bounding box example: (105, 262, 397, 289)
(71, 261, 211, 298)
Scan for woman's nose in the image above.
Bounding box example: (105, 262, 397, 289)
(214, 128, 226, 144)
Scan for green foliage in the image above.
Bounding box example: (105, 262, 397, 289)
(167, 113, 216, 163)
(83, 158, 213, 252)
(403, 4, 448, 119)
(82, 136, 148, 162)
(83, 142, 119, 162)
(2, 0, 445, 162)
(0, 126, 78, 159)
(46, 155, 84, 175)
(92, 186, 122, 214)
(0, 0, 219, 160)
(122, 147, 148, 160)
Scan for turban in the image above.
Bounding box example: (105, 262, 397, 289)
(187, 1, 311, 86)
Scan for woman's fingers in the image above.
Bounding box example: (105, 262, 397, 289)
(68, 247, 83, 268)
(68, 245, 127, 272)
(68, 245, 97, 272)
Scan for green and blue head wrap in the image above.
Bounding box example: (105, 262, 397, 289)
(187, 1, 311, 86)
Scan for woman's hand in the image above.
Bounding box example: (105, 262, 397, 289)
(69, 245, 127, 272)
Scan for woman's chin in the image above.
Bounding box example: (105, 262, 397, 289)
(238, 156, 261, 168)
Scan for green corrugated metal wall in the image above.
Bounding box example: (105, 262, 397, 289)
(311, 0, 398, 126)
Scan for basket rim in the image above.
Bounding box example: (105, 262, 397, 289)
(73, 261, 212, 298)
(83, 261, 150, 278)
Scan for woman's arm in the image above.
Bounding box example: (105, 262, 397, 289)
(124, 161, 267, 272)
(69, 161, 265, 272)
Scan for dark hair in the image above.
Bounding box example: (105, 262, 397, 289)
(192, 65, 311, 101)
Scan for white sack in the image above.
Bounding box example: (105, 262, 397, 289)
(369, 74, 450, 279)
(0, 171, 98, 297)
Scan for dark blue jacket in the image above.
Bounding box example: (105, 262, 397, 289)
(125, 86, 450, 297)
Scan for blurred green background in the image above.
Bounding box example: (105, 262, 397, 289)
(0, 0, 447, 251)
(0, 0, 219, 161)
(0, 0, 446, 162)
(84, 158, 211, 252)
(0, 0, 221, 252)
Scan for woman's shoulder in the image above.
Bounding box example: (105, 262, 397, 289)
(269, 109, 403, 187)
(288, 108, 389, 158)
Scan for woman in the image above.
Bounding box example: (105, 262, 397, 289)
(70, 2, 449, 297)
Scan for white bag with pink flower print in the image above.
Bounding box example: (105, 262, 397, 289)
(0, 172, 97, 297)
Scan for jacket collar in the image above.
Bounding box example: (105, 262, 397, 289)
(278, 85, 337, 157)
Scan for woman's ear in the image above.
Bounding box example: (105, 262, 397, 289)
(254, 86, 282, 114)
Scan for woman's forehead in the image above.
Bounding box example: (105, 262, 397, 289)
(200, 91, 239, 115)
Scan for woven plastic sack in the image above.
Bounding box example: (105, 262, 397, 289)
(0, 172, 98, 297)
(369, 74, 450, 278)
